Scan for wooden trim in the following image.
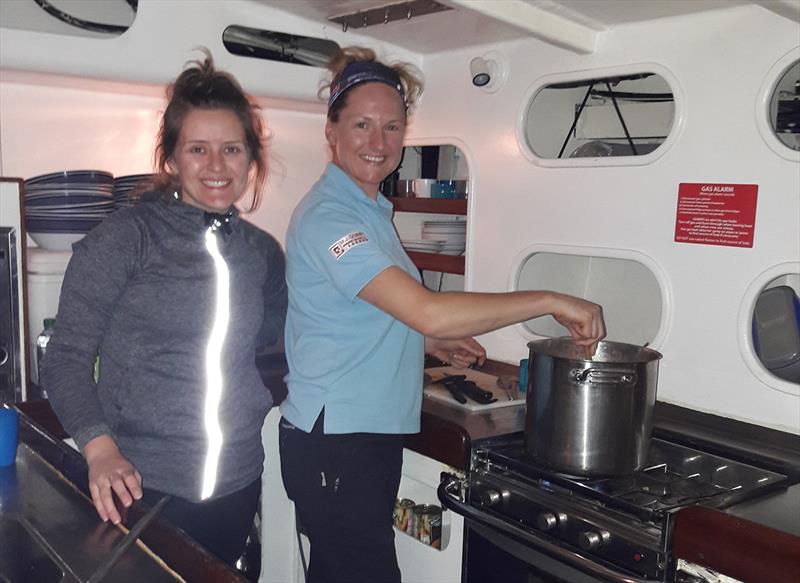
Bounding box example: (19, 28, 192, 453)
(404, 412, 470, 471)
(673, 506, 800, 583)
(390, 198, 467, 214)
(406, 251, 465, 274)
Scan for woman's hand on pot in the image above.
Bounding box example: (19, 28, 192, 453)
(84, 434, 143, 525)
(426, 337, 487, 368)
(550, 294, 606, 352)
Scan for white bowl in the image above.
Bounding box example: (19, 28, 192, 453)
(413, 179, 436, 198)
(29, 232, 85, 251)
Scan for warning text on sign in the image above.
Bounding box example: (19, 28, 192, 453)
(674, 183, 758, 248)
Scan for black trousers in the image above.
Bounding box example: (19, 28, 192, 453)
(279, 413, 405, 583)
(141, 477, 261, 566)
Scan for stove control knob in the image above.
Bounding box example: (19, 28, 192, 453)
(578, 530, 611, 551)
(477, 489, 508, 508)
(536, 512, 567, 531)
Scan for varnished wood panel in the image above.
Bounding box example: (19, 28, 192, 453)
(673, 505, 800, 583)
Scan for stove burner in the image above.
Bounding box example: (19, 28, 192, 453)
(476, 435, 792, 522)
(451, 432, 798, 582)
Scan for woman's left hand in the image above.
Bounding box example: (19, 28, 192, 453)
(425, 337, 487, 368)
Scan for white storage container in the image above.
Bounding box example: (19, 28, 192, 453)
(395, 450, 464, 583)
(26, 248, 71, 383)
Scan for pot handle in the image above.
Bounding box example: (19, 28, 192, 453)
(571, 368, 636, 385)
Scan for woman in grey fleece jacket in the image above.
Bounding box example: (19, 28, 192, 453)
(42, 54, 287, 566)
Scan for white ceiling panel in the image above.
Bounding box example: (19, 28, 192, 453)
(261, 0, 788, 55)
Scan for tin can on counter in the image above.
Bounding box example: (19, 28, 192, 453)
(412, 504, 442, 548)
(393, 498, 415, 532)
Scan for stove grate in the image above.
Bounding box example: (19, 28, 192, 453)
(478, 435, 794, 523)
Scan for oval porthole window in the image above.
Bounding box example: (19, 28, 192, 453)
(752, 274, 800, 385)
(0, 0, 136, 37)
(516, 251, 664, 346)
(769, 59, 800, 152)
(523, 72, 675, 160)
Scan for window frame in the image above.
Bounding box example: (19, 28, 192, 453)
(516, 63, 685, 168)
(756, 47, 800, 162)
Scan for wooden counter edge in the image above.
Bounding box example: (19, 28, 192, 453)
(405, 359, 523, 470)
(673, 505, 800, 583)
(404, 411, 471, 470)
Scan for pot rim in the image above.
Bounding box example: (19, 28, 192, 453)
(527, 337, 663, 364)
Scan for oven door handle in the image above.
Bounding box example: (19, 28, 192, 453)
(437, 473, 653, 583)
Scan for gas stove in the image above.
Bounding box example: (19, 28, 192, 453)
(439, 432, 798, 582)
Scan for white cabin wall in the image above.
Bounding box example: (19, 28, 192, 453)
(0, 78, 327, 244)
(411, 6, 800, 433)
(0, 0, 422, 238)
(0, 81, 164, 178)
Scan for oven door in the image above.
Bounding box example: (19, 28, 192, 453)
(439, 473, 657, 583)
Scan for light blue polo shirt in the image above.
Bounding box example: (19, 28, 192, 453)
(282, 163, 424, 434)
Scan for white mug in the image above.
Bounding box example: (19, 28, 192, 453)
(413, 179, 436, 198)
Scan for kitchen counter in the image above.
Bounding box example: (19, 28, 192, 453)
(8, 403, 249, 583)
(2, 439, 179, 582)
(405, 360, 524, 470)
(20, 357, 800, 583)
(256, 354, 527, 470)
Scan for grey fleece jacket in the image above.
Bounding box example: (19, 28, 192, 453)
(42, 191, 287, 502)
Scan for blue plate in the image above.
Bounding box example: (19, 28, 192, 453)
(25, 185, 113, 194)
(25, 195, 113, 207)
(25, 170, 113, 186)
(26, 218, 105, 232)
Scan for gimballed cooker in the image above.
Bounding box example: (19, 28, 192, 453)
(439, 431, 798, 582)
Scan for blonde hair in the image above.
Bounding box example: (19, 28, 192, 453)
(321, 46, 424, 121)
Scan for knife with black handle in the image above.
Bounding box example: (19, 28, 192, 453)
(437, 376, 468, 404)
(457, 380, 497, 404)
(435, 375, 497, 405)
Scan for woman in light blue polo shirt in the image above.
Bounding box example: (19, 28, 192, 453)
(280, 46, 607, 583)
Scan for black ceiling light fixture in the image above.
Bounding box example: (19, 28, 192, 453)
(222, 26, 340, 68)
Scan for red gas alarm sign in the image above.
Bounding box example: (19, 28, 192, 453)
(674, 183, 758, 248)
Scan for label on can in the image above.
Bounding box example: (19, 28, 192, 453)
(412, 504, 442, 548)
(393, 498, 415, 532)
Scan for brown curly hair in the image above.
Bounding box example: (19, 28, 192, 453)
(153, 50, 268, 212)
(320, 46, 424, 122)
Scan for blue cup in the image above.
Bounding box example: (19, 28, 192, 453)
(0, 407, 19, 467)
(431, 180, 457, 199)
(519, 359, 529, 394)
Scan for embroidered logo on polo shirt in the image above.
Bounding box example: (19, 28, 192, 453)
(329, 231, 368, 260)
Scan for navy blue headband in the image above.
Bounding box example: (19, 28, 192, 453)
(328, 61, 405, 110)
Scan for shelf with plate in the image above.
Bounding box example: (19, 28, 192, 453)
(390, 197, 467, 275)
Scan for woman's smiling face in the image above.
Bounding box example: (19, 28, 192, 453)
(170, 108, 254, 212)
(325, 82, 406, 198)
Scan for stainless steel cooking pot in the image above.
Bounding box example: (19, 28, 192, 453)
(525, 338, 662, 477)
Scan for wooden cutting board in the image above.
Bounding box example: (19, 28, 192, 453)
(424, 366, 525, 412)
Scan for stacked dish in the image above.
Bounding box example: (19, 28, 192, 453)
(24, 170, 115, 251)
(401, 239, 443, 254)
(421, 220, 466, 255)
(114, 173, 153, 208)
